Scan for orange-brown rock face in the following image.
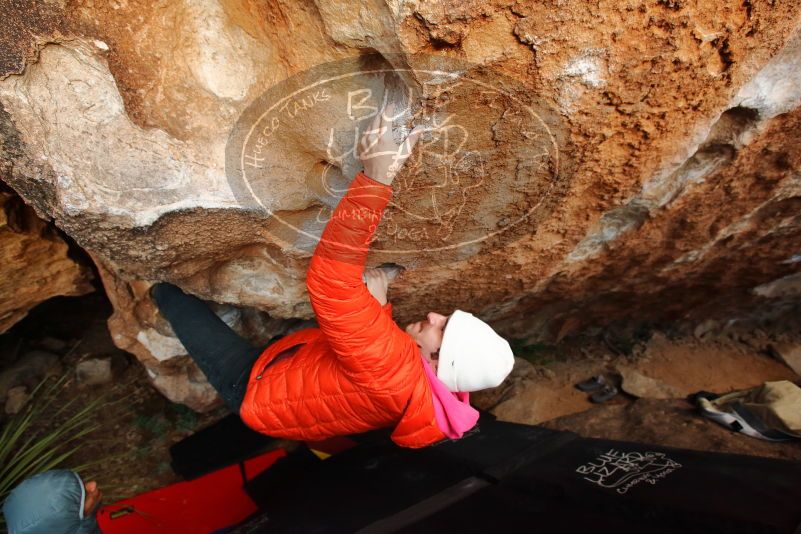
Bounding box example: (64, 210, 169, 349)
(1, 0, 799, 409)
(0, 187, 93, 333)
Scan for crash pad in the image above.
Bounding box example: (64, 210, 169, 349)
(97, 448, 285, 533)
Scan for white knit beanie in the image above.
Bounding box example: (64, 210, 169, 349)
(437, 310, 515, 393)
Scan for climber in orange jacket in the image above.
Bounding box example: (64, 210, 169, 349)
(152, 103, 514, 448)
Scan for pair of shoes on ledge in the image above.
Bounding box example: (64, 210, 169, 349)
(575, 374, 619, 403)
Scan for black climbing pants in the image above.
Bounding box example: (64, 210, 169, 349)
(151, 282, 266, 413)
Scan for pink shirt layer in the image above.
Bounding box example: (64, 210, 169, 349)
(420, 356, 480, 439)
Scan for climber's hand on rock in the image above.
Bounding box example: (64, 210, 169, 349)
(363, 268, 390, 306)
(358, 102, 424, 186)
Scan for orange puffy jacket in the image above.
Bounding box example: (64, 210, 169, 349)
(239, 171, 446, 448)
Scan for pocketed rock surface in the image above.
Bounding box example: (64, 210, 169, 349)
(1, 1, 800, 408)
(0, 186, 92, 333)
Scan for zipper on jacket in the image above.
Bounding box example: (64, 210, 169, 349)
(255, 343, 304, 380)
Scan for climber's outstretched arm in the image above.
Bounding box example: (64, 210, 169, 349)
(305, 102, 422, 379)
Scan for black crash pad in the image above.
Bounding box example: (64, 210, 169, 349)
(232, 417, 801, 533)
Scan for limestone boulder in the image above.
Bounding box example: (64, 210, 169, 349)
(0, 349, 62, 401)
(617, 366, 684, 400)
(769, 341, 801, 377)
(76, 357, 113, 386)
(1, 1, 801, 409)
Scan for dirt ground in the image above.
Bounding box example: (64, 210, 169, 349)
(2, 291, 800, 506)
(473, 326, 801, 461)
(33, 360, 228, 502)
(1, 292, 228, 503)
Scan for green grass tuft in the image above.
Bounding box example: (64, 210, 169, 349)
(0, 374, 107, 529)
